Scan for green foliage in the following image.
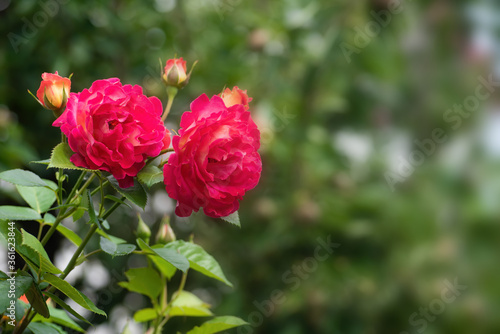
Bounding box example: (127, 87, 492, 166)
(44, 291, 91, 325)
(0, 273, 32, 314)
(44, 221, 82, 246)
(0, 206, 41, 220)
(33, 307, 85, 332)
(186, 316, 249, 334)
(137, 165, 164, 188)
(220, 211, 240, 227)
(169, 291, 213, 318)
(99, 236, 136, 257)
(16, 179, 57, 213)
(118, 267, 162, 300)
(108, 176, 148, 209)
(165, 240, 232, 287)
(25, 277, 50, 318)
(137, 238, 189, 273)
(0, 169, 48, 187)
(43, 274, 106, 317)
(48, 143, 92, 171)
(27, 322, 65, 334)
(133, 308, 157, 323)
(0, 225, 61, 274)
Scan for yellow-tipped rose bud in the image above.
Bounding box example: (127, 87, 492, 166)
(36, 71, 71, 117)
(162, 57, 196, 89)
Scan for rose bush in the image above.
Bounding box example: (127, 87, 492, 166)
(163, 93, 262, 218)
(53, 78, 166, 188)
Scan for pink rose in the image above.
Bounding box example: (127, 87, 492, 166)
(53, 78, 166, 188)
(163, 94, 262, 218)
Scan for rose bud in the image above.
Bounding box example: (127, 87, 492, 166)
(136, 214, 151, 244)
(155, 215, 176, 244)
(162, 58, 189, 89)
(36, 71, 71, 116)
(220, 86, 252, 111)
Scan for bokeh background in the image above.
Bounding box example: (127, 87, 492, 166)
(2, 0, 500, 333)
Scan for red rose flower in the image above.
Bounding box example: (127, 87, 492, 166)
(36, 71, 71, 115)
(163, 94, 262, 218)
(220, 86, 252, 110)
(53, 78, 166, 188)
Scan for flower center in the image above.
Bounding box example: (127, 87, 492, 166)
(108, 120, 119, 130)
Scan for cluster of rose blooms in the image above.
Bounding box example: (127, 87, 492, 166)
(35, 58, 262, 218)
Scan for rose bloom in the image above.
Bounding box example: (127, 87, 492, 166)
(36, 71, 71, 113)
(220, 86, 252, 110)
(53, 78, 166, 188)
(163, 94, 262, 218)
(162, 58, 188, 88)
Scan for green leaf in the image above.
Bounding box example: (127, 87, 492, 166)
(43, 213, 56, 223)
(186, 316, 249, 334)
(16, 180, 57, 214)
(118, 267, 162, 300)
(31, 159, 50, 166)
(33, 307, 85, 333)
(133, 308, 157, 322)
(99, 237, 136, 257)
(48, 143, 93, 171)
(169, 291, 213, 318)
(137, 165, 164, 188)
(0, 227, 61, 274)
(25, 278, 50, 318)
(165, 240, 232, 287)
(44, 222, 82, 247)
(105, 195, 131, 208)
(0, 272, 33, 314)
(220, 211, 240, 227)
(0, 206, 41, 221)
(137, 238, 189, 273)
(0, 169, 48, 187)
(43, 274, 106, 317)
(108, 176, 148, 209)
(145, 249, 177, 280)
(96, 229, 127, 245)
(44, 291, 91, 325)
(21, 229, 61, 274)
(28, 322, 65, 334)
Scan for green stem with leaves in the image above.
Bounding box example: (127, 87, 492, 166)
(40, 173, 96, 246)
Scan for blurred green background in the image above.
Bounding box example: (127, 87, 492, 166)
(2, 0, 500, 333)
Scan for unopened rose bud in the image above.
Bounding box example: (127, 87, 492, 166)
(136, 214, 151, 243)
(156, 215, 176, 244)
(162, 58, 188, 88)
(162, 57, 197, 89)
(36, 71, 71, 117)
(220, 86, 252, 111)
